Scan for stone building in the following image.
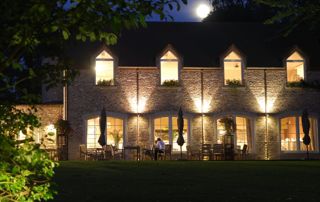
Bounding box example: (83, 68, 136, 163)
(41, 22, 320, 160)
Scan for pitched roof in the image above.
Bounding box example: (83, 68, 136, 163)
(67, 22, 320, 70)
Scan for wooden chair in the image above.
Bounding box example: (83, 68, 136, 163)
(212, 144, 224, 160)
(79, 144, 96, 160)
(239, 144, 248, 160)
(187, 145, 201, 160)
(201, 144, 212, 160)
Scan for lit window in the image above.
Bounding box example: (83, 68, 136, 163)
(154, 116, 188, 152)
(17, 125, 57, 149)
(95, 50, 114, 85)
(224, 51, 243, 85)
(216, 116, 251, 151)
(160, 51, 179, 84)
(280, 116, 317, 151)
(286, 52, 305, 82)
(87, 117, 123, 149)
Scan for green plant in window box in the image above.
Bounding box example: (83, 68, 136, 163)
(226, 79, 242, 88)
(97, 79, 114, 86)
(287, 79, 306, 87)
(287, 79, 320, 89)
(162, 80, 180, 87)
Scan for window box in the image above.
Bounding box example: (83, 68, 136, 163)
(96, 79, 114, 86)
(161, 80, 180, 87)
(225, 79, 244, 88)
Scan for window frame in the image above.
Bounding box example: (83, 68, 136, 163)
(221, 47, 246, 87)
(157, 45, 182, 86)
(93, 48, 117, 86)
(151, 113, 191, 152)
(215, 115, 253, 153)
(285, 50, 307, 83)
(279, 115, 319, 153)
(85, 112, 127, 149)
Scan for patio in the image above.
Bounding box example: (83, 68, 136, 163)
(78, 143, 248, 161)
(52, 161, 320, 202)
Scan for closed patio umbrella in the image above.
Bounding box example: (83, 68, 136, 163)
(177, 107, 185, 159)
(302, 109, 310, 160)
(98, 108, 107, 147)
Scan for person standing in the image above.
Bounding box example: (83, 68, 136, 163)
(154, 138, 165, 160)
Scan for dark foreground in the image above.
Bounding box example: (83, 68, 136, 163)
(52, 161, 320, 202)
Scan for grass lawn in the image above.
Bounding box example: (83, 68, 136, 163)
(52, 161, 320, 202)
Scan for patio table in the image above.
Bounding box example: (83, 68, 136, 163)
(123, 146, 140, 160)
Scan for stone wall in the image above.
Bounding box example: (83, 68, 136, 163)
(65, 67, 320, 160)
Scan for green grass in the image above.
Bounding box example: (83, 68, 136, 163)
(52, 161, 320, 202)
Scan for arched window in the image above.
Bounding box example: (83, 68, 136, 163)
(154, 116, 188, 151)
(216, 116, 252, 152)
(87, 116, 124, 149)
(286, 51, 305, 82)
(95, 50, 114, 85)
(280, 116, 317, 152)
(160, 51, 179, 85)
(224, 51, 243, 85)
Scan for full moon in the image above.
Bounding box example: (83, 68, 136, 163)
(196, 4, 211, 19)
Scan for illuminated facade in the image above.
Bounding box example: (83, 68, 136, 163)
(40, 23, 320, 160)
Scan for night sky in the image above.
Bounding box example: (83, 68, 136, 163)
(148, 0, 211, 22)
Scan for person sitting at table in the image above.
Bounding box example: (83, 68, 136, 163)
(154, 138, 165, 160)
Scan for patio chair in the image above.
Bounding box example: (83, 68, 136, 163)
(239, 144, 248, 160)
(79, 144, 96, 160)
(201, 144, 212, 160)
(187, 145, 201, 160)
(212, 144, 224, 160)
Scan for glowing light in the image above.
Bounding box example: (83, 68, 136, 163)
(193, 98, 211, 113)
(257, 97, 275, 113)
(129, 96, 148, 113)
(46, 124, 56, 133)
(196, 4, 211, 19)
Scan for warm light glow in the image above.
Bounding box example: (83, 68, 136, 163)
(95, 50, 114, 84)
(193, 98, 211, 113)
(46, 124, 56, 133)
(224, 51, 242, 85)
(257, 97, 275, 113)
(287, 51, 305, 82)
(160, 51, 178, 84)
(129, 96, 148, 113)
(196, 4, 211, 19)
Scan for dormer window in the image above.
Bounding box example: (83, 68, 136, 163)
(224, 51, 243, 85)
(286, 51, 305, 82)
(160, 51, 179, 85)
(95, 50, 114, 85)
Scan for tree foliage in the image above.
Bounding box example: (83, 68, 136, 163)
(0, 105, 58, 201)
(255, 0, 320, 35)
(204, 0, 274, 22)
(0, 0, 187, 201)
(0, 0, 187, 103)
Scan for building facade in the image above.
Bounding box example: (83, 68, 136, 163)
(42, 23, 320, 160)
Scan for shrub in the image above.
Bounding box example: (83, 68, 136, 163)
(0, 105, 57, 201)
(162, 80, 180, 87)
(226, 79, 242, 87)
(97, 79, 114, 86)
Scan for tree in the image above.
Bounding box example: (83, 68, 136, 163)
(0, 0, 187, 201)
(0, 0, 187, 103)
(255, 0, 320, 35)
(204, 0, 274, 23)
